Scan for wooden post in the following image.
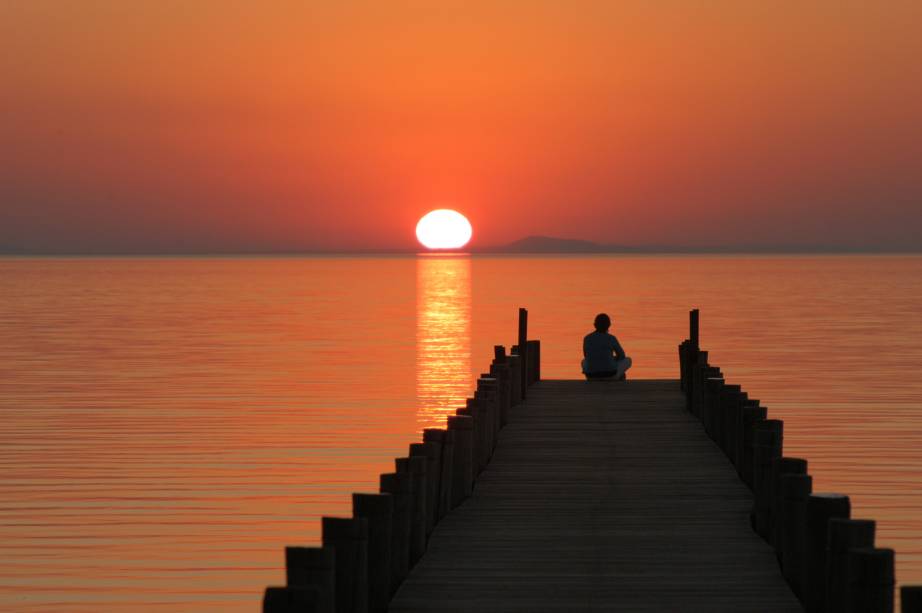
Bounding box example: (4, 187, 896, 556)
(740, 404, 767, 488)
(379, 472, 412, 594)
(439, 430, 456, 518)
(395, 457, 427, 567)
(264, 586, 322, 613)
(474, 379, 494, 468)
(684, 311, 702, 411)
(689, 352, 703, 415)
(771, 457, 809, 557)
(447, 415, 474, 507)
(489, 361, 512, 428)
(678, 340, 689, 390)
(687, 309, 701, 404)
(466, 397, 486, 470)
(482, 387, 497, 460)
(805, 493, 850, 613)
(690, 308, 700, 348)
(752, 419, 784, 538)
(351, 493, 392, 613)
(847, 548, 895, 613)
(285, 546, 335, 613)
(738, 403, 765, 486)
(689, 351, 702, 415)
(687, 350, 708, 414)
(527, 339, 540, 383)
(902, 586, 922, 613)
(507, 354, 522, 405)
(518, 308, 528, 398)
(409, 442, 439, 536)
(721, 387, 746, 464)
(702, 375, 723, 431)
(490, 345, 512, 428)
(780, 473, 813, 597)
(477, 377, 499, 463)
(455, 404, 480, 477)
(727, 390, 749, 464)
(321, 517, 368, 613)
(716, 382, 741, 450)
(422, 429, 451, 521)
(827, 518, 876, 612)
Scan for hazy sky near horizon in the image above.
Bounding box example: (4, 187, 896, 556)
(2, 1, 921, 252)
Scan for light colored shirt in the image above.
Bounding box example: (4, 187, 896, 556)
(582, 331, 626, 373)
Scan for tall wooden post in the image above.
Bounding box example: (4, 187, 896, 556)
(447, 415, 474, 507)
(351, 493, 392, 613)
(395, 457, 428, 567)
(285, 546, 335, 613)
(409, 442, 440, 536)
(827, 518, 876, 612)
(780, 473, 813, 596)
(685, 309, 701, 413)
(771, 457, 809, 557)
(321, 517, 368, 613)
(753, 420, 784, 537)
(379, 472, 412, 594)
(421, 429, 449, 522)
(739, 403, 766, 486)
(847, 548, 895, 613)
(690, 308, 700, 348)
(518, 308, 528, 399)
(805, 493, 850, 613)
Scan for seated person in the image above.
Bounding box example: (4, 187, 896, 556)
(582, 313, 632, 380)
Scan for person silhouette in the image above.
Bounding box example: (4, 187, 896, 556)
(582, 313, 632, 380)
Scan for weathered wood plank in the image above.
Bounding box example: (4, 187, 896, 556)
(390, 379, 801, 612)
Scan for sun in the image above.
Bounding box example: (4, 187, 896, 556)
(415, 209, 473, 250)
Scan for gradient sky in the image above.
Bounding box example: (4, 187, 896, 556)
(2, 1, 921, 252)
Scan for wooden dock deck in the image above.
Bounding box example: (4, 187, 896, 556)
(389, 379, 801, 612)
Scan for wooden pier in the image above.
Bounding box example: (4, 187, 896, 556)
(390, 379, 799, 612)
(263, 309, 918, 613)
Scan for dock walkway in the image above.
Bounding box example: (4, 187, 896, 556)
(390, 379, 801, 612)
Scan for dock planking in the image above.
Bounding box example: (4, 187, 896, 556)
(388, 379, 801, 612)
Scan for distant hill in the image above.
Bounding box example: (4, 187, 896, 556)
(481, 238, 922, 254)
(487, 235, 633, 253)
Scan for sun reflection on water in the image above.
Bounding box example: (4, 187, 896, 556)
(416, 255, 472, 429)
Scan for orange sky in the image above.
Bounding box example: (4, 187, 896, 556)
(2, 1, 921, 252)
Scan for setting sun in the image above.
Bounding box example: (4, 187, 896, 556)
(415, 209, 473, 250)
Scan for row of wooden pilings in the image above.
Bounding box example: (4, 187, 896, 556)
(262, 308, 540, 613)
(680, 308, 921, 613)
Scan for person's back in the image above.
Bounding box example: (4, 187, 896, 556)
(582, 313, 632, 380)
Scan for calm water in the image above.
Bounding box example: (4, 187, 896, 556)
(1, 255, 920, 611)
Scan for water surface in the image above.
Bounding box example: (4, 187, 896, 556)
(1, 255, 919, 610)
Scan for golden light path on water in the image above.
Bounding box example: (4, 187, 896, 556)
(415, 255, 472, 429)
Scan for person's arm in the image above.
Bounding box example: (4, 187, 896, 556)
(611, 335, 626, 361)
(583, 335, 589, 358)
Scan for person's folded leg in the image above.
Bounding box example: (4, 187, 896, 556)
(616, 357, 632, 379)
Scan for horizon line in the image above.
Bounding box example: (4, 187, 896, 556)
(1, 247, 920, 257)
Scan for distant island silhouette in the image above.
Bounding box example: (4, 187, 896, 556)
(488, 236, 617, 253)
(473, 236, 917, 255)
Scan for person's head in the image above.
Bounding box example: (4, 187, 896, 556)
(593, 313, 611, 332)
